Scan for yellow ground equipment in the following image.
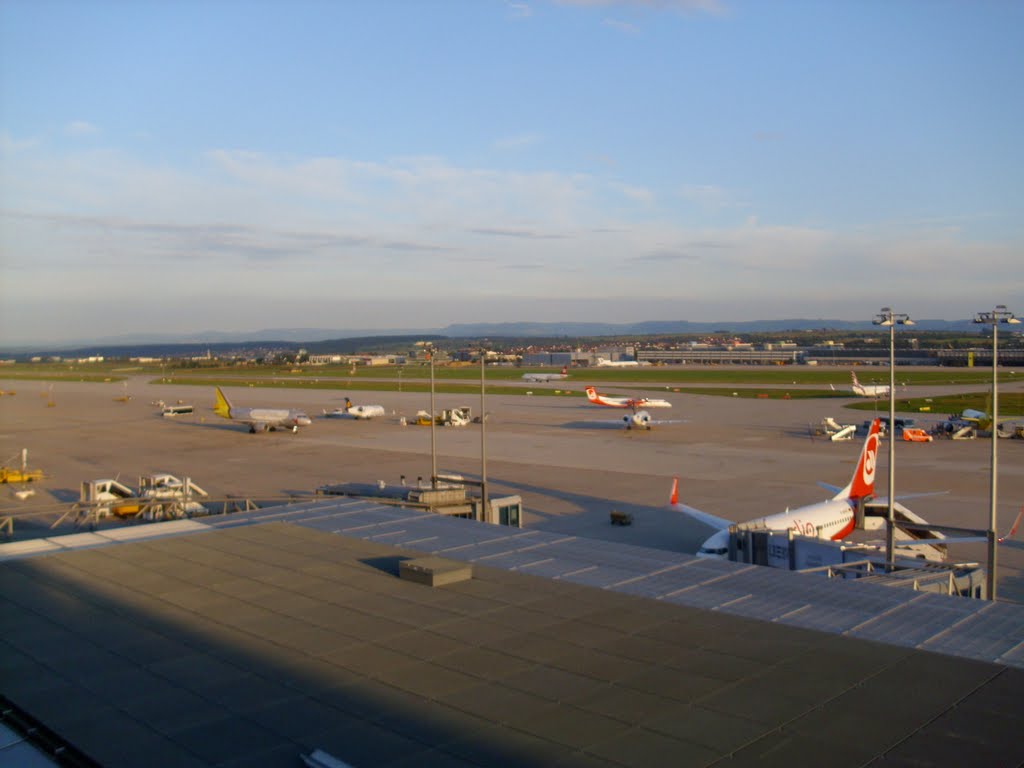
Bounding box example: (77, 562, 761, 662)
(0, 449, 44, 484)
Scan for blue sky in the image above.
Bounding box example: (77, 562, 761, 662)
(1, 0, 1022, 344)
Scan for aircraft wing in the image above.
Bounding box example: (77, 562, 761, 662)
(673, 503, 734, 532)
(865, 491, 948, 508)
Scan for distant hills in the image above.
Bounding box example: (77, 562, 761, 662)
(0, 318, 993, 358)
(443, 319, 983, 337)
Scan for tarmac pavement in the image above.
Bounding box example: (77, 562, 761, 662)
(2, 371, 1022, 603)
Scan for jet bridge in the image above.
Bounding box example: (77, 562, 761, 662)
(728, 528, 985, 597)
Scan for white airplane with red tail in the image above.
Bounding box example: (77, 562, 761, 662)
(584, 386, 671, 409)
(674, 418, 884, 557)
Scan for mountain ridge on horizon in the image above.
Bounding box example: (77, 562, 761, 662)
(1, 318, 991, 356)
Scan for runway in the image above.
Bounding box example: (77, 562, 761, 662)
(2, 371, 1023, 602)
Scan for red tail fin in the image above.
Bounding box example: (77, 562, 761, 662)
(585, 386, 598, 403)
(670, 477, 679, 506)
(845, 418, 880, 500)
(999, 506, 1024, 543)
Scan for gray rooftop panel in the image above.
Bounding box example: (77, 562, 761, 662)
(919, 602, 1024, 663)
(4, 517, 1024, 768)
(4, 497, 1024, 679)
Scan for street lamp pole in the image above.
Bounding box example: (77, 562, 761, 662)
(480, 348, 488, 521)
(974, 305, 1020, 601)
(873, 308, 913, 567)
(429, 346, 437, 489)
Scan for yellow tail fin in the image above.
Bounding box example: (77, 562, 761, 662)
(213, 387, 232, 419)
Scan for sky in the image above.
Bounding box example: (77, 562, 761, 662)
(1, 0, 1022, 344)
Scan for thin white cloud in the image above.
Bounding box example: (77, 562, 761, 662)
(507, 2, 533, 18)
(1, 141, 1021, 344)
(678, 184, 740, 211)
(556, 0, 726, 14)
(65, 120, 99, 137)
(469, 227, 567, 240)
(630, 249, 700, 262)
(603, 18, 639, 34)
(494, 133, 543, 150)
(621, 184, 655, 204)
(0, 133, 38, 152)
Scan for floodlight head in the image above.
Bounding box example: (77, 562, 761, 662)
(902, 318, 915, 326)
(1008, 317, 1022, 325)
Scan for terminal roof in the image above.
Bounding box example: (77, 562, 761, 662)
(2, 501, 1023, 767)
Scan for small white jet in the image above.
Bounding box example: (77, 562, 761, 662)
(213, 387, 312, 433)
(595, 357, 640, 368)
(324, 397, 386, 420)
(522, 367, 569, 383)
(585, 386, 672, 409)
(673, 418, 884, 557)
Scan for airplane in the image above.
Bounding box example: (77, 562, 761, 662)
(674, 418, 888, 557)
(934, 396, 1002, 439)
(213, 387, 312, 433)
(830, 371, 891, 398)
(585, 386, 672, 409)
(954, 395, 1003, 434)
(595, 357, 640, 368)
(621, 409, 684, 430)
(323, 397, 386, 420)
(522, 367, 569, 383)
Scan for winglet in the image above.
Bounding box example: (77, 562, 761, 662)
(669, 477, 679, 506)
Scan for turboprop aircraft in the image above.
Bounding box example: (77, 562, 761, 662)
(324, 397, 386, 420)
(584, 386, 671, 409)
(675, 419, 891, 557)
(522, 367, 568, 383)
(213, 387, 311, 433)
(621, 408, 685, 430)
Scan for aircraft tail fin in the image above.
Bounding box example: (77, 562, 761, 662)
(836, 418, 880, 501)
(213, 387, 232, 419)
(670, 477, 679, 506)
(585, 386, 599, 403)
(999, 506, 1024, 543)
(344, 397, 353, 410)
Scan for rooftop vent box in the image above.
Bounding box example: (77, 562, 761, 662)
(399, 557, 472, 587)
